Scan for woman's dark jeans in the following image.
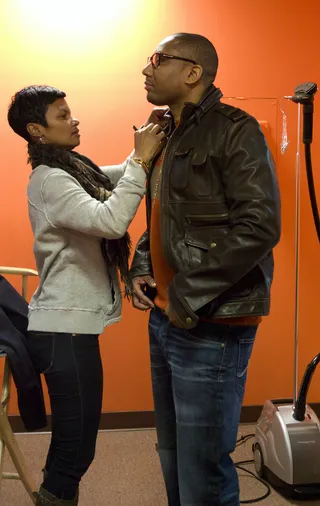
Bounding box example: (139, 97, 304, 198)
(28, 331, 103, 500)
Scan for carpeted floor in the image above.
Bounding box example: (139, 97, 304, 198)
(1, 425, 319, 505)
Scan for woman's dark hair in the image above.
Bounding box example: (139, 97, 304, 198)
(8, 85, 66, 142)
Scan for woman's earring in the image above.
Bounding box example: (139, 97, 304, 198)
(39, 136, 44, 143)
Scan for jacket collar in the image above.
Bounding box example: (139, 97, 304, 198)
(163, 85, 223, 131)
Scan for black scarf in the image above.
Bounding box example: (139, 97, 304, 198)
(27, 143, 133, 295)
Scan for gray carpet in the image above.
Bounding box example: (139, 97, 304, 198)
(1, 425, 319, 505)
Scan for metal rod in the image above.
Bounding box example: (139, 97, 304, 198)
(293, 104, 302, 404)
(2, 472, 20, 480)
(0, 437, 5, 490)
(0, 356, 11, 490)
(1, 357, 11, 407)
(0, 400, 37, 502)
(0, 267, 38, 277)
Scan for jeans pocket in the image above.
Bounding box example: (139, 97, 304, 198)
(28, 332, 56, 374)
(182, 321, 228, 346)
(182, 326, 204, 341)
(236, 337, 255, 397)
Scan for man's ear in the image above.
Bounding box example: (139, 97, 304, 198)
(26, 123, 43, 139)
(186, 64, 203, 85)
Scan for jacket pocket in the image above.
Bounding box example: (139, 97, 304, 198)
(191, 151, 212, 197)
(185, 213, 228, 227)
(170, 149, 192, 190)
(184, 226, 228, 269)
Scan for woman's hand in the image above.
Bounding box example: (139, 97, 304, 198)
(146, 107, 168, 128)
(133, 123, 166, 164)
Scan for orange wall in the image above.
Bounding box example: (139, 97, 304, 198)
(0, 0, 320, 416)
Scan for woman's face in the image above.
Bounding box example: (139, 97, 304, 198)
(31, 98, 80, 149)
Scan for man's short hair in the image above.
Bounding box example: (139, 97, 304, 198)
(8, 85, 66, 142)
(171, 33, 219, 85)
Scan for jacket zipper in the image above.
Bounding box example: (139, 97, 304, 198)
(186, 213, 228, 220)
(159, 125, 184, 267)
(186, 213, 228, 224)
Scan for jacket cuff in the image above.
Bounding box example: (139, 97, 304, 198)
(168, 280, 199, 329)
(130, 256, 153, 279)
(130, 268, 153, 279)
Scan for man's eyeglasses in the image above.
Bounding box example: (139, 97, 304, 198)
(147, 52, 197, 69)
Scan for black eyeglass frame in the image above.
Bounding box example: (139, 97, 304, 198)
(147, 52, 197, 68)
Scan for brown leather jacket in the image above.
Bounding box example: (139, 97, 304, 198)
(130, 86, 281, 329)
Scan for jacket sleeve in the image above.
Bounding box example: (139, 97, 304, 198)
(168, 116, 281, 328)
(130, 230, 153, 278)
(39, 159, 146, 239)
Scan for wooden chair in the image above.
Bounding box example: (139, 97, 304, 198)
(0, 266, 39, 503)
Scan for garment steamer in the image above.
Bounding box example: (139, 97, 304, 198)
(253, 83, 320, 499)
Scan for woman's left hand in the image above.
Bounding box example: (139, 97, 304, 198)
(146, 107, 168, 128)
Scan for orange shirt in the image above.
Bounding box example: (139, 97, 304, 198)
(150, 198, 175, 311)
(149, 148, 174, 311)
(149, 147, 262, 327)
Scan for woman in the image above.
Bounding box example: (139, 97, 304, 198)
(7, 85, 164, 506)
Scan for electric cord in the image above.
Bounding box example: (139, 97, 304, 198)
(305, 144, 320, 242)
(293, 352, 320, 421)
(236, 434, 255, 447)
(235, 434, 271, 504)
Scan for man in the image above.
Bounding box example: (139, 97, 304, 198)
(131, 33, 281, 506)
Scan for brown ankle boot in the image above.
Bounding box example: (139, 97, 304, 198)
(35, 485, 79, 505)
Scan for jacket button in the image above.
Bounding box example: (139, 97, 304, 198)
(210, 242, 217, 248)
(186, 317, 192, 325)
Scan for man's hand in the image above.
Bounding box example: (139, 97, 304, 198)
(165, 303, 185, 328)
(146, 108, 168, 128)
(132, 275, 156, 311)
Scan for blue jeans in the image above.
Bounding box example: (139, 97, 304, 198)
(149, 308, 257, 506)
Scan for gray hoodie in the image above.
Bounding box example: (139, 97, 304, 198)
(27, 158, 146, 334)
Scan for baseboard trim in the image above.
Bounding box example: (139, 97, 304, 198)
(9, 411, 157, 433)
(8, 403, 320, 433)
